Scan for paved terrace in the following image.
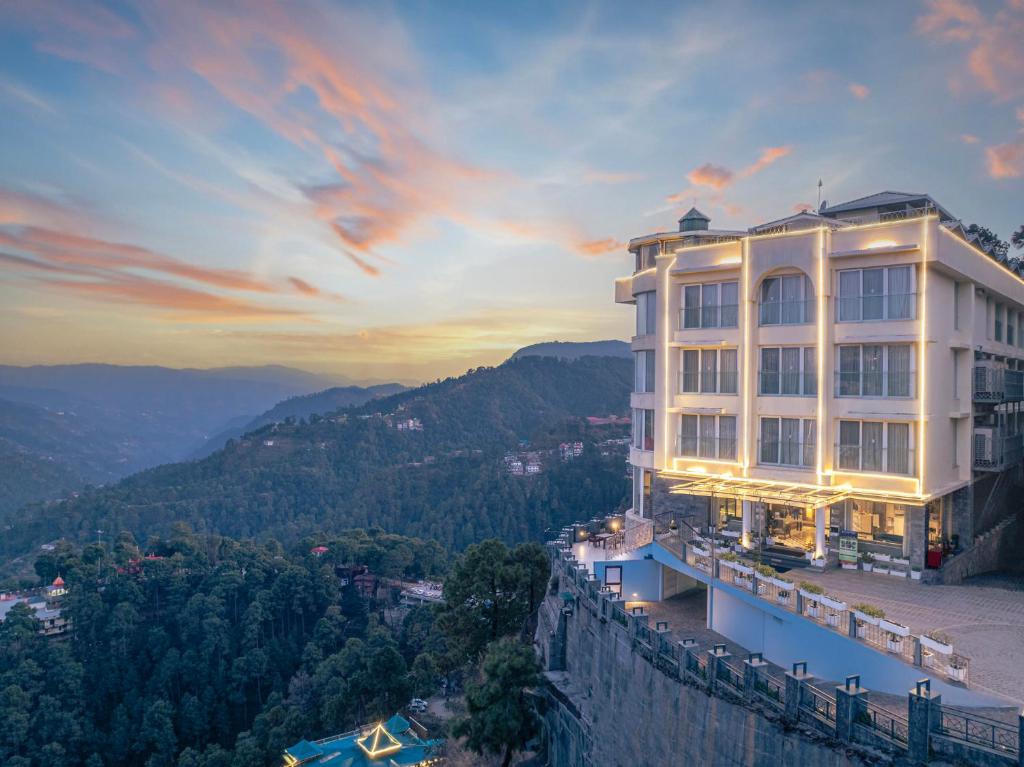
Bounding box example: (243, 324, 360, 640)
(794, 567, 1024, 707)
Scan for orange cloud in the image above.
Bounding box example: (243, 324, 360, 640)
(576, 238, 626, 256)
(961, 133, 980, 143)
(792, 202, 814, 213)
(986, 141, 1024, 178)
(916, 0, 1024, 100)
(738, 146, 792, 179)
(848, 83, 870, 100)
(686, 164, 733, 190)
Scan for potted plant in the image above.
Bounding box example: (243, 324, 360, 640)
(852, 603, 884, 639)
(754, 564, 776, 596)
(861, 553, 874, 572)
(948, 654, 968, 683)
(799, 581, 824, 618)
(921, 630, 954, 655)
(910, 566, 922, 581)
(886, 633, 904, 653)
(873, 560, 891, 576)
(826, 610, 841, 627)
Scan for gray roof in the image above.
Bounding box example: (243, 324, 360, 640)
(678, 207, 710, 223)
(750, 211, 845, 233)
(820, 191, 928, 213)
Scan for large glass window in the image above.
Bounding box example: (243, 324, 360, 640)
(678, 414, 736, 460)
(996, 304, 1005, 342)
(837, 266, 915, 322)
(836, 344, 914, 397)
(634, 243, 659, 272)
(679, 348, 738, 394)
(830, 500, 907, 554)
(636, 292, 657, 336)
(680, 281, 738, 329)
(759, 274, 814, 325)
(634, 350, 655, 393)
(836, 420, 913, 475)
(633, 408, 655, 451)
(759, 417, 815, 467)
(759, 346, 816, 396)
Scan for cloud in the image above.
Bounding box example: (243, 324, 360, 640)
(681, 146, 792, 195)
(576, 238, 627, 256)
(961, 133, 980, 143)
(986, 141, 1024, 178)
(686, 164, 734, 190)
(916, 0, 1024, 100)
(792, 202, 814, 213)
(848, 83, 870, 100)
(739, 146, 792, 178)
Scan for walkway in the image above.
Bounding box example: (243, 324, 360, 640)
(794, 567, 1024, 705)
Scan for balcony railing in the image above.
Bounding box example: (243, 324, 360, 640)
(677, 435, 738, 461)
(679, 370, 738, 395)
(835, 443, 915, 475)
(757, 439, 815, 469)
(835, 370, 915, 398)
(973, 429, 1024, 472)
(835, 293, 917, 323)
(758, 371, 817, 396)
(679, 304, 739, 330)
(758, 299, 815, 326)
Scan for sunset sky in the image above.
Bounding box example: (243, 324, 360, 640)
(1, 0, 1022, 382)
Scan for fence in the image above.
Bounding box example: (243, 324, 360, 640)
(800, 684, 836, 725)
(858, 700, 909, 746)
(936, 705, 1020, 758)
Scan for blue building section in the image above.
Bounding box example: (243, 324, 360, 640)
(282, 714, 443, 766)
(592, 556, 663, 601)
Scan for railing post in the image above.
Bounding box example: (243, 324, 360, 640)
(847, 611, 857, 639)
(785, 661, 810, 724)
(743, 652, 765, 699)
(912, 635, 923, 667)
(907, 678, 941, 766)
(835, 675, 866, 744)
(707, 644, 729, 694)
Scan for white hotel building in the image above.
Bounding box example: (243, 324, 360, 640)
(618, 191, 1023, 575)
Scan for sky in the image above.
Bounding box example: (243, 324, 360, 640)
(1, 0, 1022, 383)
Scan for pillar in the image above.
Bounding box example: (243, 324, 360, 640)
(784, 662, 810, 724)
(743, 653, 765, 698)
(835, 676, 867, 743)
(814, 505, 827, 559)
(907, 679, 941, 766)
(742, 500, 753, 548)
(1017, 711, 1024, 767)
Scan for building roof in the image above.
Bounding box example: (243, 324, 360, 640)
(749, 210, 846, 234)
(820, 190, 955, 221)
(283, 714, 441, 767)
(678, 206, 710, 223)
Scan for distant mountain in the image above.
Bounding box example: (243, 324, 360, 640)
(1, 355, 632, 561)
(193, 382, 408, 457)
(510, 340, 631, 360)
(0, 363, 346, 509)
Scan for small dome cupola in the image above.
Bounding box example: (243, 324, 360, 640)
(678, 207, 710, 232)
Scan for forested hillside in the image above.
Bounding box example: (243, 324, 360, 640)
(1, 356, 632, 562)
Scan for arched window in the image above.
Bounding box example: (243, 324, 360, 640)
(759, 274, 814, 325)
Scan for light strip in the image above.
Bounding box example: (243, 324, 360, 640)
(918, 217, 929, 496)
(816, 226, 826, 483)
(937, 224, 1024, 289)
(741, 237, 751, 474)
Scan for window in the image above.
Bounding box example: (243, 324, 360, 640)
(759, 346, 816, 395)
(829, 500, 907, 554)
(634, 350, 655, 393)
(679, 348, 738, 394)
(678, 414, 736, 460)
(953, 282, 960, 330)
(837, 420, 913, 475)
(633, 408, 655, 451)
(836, 344, 914, 397)
(759, 274, 814, 325)
(636, 292, 657, 335)
(1009, 311, 1016, 346)
(758, 417, 815, 467)
(996, 304, 1004, 342)
(604, 565, 622, 596)
(634, 243, 659, 272)
(837, 266, 915, 321)
(680, 281, 738, 329)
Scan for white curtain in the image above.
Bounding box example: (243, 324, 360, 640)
(887, 345, 911, 397)
(888, 266, 913, 319)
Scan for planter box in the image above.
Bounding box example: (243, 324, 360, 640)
(806, 605, 820, 618)
(820, 595, 847, 611)
(873, 553, 892, 563)
(880, 619, 910, 637)
(804, 551, 814, 561)
(948, 665, 967, 683)
(891, 557, 910, 567)
(826, 612, 841, 627)
(721, 560, 753, 575)
(853, 610, 881, 626)
(721, 530, 740, 539)
(776, 592, 791, 604)
(889, 568, 906, 578)
(770, 577, 794, 590)
(690, 547, 711, 558)
(910, 570, 922, 580)
(887, 638, 904, 653)
(874, 566, 891, 575)
(921, 635, 954, 655)
(841, 562, 857, 570)
(862, 563, 874, 572)
(810, 558, 825, 568)
(856, 625, 867, 639)
(799, 588, 825, 602)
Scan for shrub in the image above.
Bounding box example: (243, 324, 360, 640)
(798, 581, 824, 595)
(925, 629, 953, 646)
(720, 551, 740, 563)
(754, 563, 777, 578)
(852, 603, 885, 619)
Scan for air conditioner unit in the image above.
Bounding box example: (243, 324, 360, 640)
(974, 428, 995, 462)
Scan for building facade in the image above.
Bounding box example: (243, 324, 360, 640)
(618, 192, 1023, 574)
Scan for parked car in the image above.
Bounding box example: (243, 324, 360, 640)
(408, 698, 428, 713)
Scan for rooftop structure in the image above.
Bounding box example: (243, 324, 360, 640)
(283, 714, 442, 767)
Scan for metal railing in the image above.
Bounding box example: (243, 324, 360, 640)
(878, 205, 935, 222)
(717, 658, 745, 691)
(835, 293, 917, 322)
(972, 430, 1024, 472)
(758, 299, 815, 326)
(753, 669, 785, 707)
(678, 370, 738, 394)
(973, 366, 1024, 402)
(677, 435, 738, 461)
(680, 304, 739, 330)
(758, 371, 816, 396)
(757, 439, 816, 469)
(800, 684, 836, 724)
(858, 701, 909, 745)
(935, 705, 1019, 756)
(835, 370, 915, 398)
(835, 443, 915, 475)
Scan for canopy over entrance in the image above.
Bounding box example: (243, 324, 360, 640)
(669, 473, 851, 509)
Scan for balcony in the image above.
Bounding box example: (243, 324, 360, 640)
(677, 435, 737, 462)
(834, 443, 915, 476)
(835, 293, 917, 323)
(973, 365, 1024, 403)
(835, 371, 915, 399)
(757, 439, 815, 469)
(973, 428, 1023, 472)
(758, 299, 815, 326)
(679, 304, 738, 330)
(679, 370, 738, 395)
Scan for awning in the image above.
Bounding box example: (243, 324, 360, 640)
(669, 473, 851, 509)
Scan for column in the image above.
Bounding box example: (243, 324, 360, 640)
(742, 500, 753, 548)
(835, 676, 867, 743)
(814, 504, 827, 559)
(907, 680, 941, 766)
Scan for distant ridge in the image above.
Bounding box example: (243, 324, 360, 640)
(510, 340, 630, 361)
